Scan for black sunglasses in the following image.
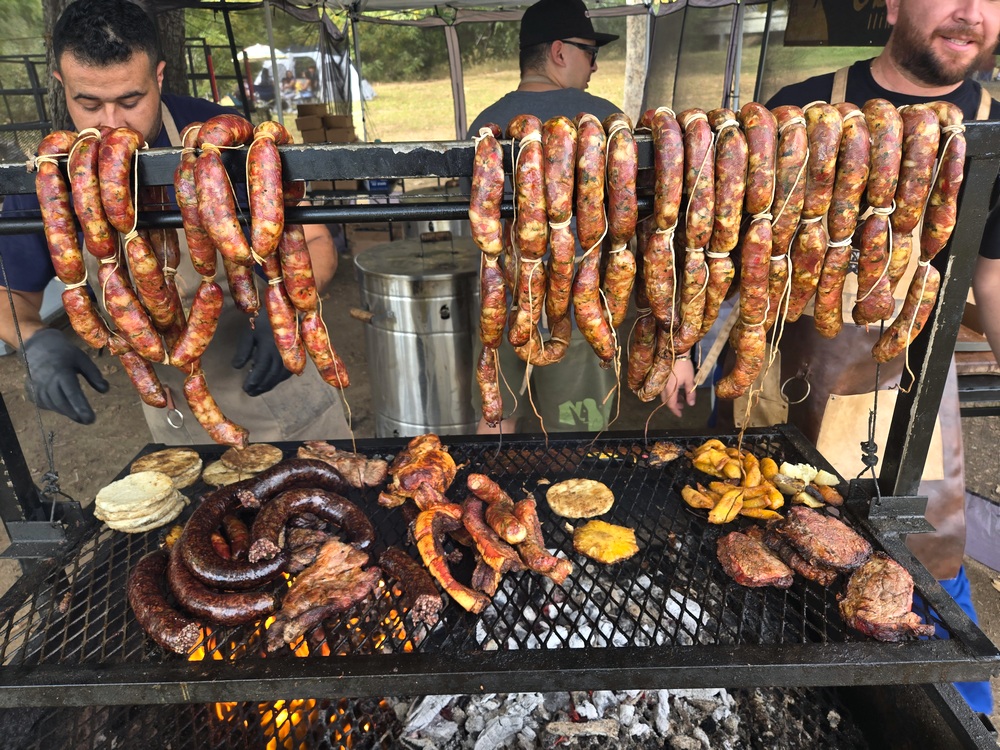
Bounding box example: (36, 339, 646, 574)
(561, 40, 599, 64)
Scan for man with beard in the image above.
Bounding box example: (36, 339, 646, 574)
(762, 0, 998, 714)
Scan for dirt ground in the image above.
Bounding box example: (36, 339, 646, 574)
(0, 251, 997, 729)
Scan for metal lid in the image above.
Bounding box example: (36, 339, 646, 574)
(353, 238, 480, 280)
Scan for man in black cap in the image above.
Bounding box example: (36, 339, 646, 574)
(469, 0, 620, 134)
(469, 0, 622, 434)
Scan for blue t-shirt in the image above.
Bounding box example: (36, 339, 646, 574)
(1, 94, 233, 292)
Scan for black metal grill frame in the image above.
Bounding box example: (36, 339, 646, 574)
(0, 426, 995, 708)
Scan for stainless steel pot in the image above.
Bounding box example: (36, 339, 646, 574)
(354, 236, 480, 438)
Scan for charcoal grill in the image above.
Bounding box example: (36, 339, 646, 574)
(1, 126, 999, 747)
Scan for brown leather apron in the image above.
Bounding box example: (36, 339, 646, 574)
(84, 104, 351, 445)
(724, 74, 992, 579)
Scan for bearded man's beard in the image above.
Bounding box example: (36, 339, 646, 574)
(892, 18, 997, 86)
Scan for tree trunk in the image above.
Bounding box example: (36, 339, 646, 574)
(155, 9, 188, 96)
(42, 0, 74, 131)
(622, 0, 649, 124)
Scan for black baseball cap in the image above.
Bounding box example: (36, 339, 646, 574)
(519, 0, 619, 49)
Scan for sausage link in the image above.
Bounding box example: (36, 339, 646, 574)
(174, 122, 217, 277)
(678, 108, 715, 250)
(169, 279, 223, 368)
(572, 246, 616, 364)
(36, 130, 86, 285)
(414, 504, 490, 614)
(98, 126, 144, 234)
(123, 231, 181, 332)
(627, 311, 658, 394)
(278, 224, 318, 313)
(672, 246, 708, 354)
(107, 335, 167, 407)
(862, 98, 904, 209)
(542, 116, 578, 325)
(283, 180, 306, 206)
(377, 546, 443, 627)
(813, 241, 853, 338)
(264, 278, 307, 375)
(182, 366, 250, 448)
(891, 103, 940, 234)
(513, 316, 570, 365)
(801, 103, 843, 219)
(302, 308, 350, 388)
(222, 514, 251, 560)
(249, 121, 291, 261)
(852, 214, 895, 325)
(97, 262, 166, 362)
(643, 228, 676, 333)
(196, 114, 254, 148)
(920, 102, 965, 262)
(766, 105, 808, 331)
(477, 345, 503, 428)
(738, 103, 777, 216)
(248, 487, 374, 562)
(715, 218, 772, 399)
(650, 108, 684, 230)
(480, 254, 507, 348)
(462, 497, 524, 572)
(637, 325, 679, 402)
(872, 263, 941, 363)
(700, 108, 746, 337)
(469, 122, 505, 258)
(466, 474, 527, 545)
(127, 550, 201, 654)
(68, 129, 117, 260)
(574, 113, 608, 251)
(828, 103, 871, 243)
(62, 286, 110, 350)
(167, 543, 278, 626)
(513, 497, 573, 584)
(196, 146, 252, 267)
(604, 112, 639, 247)
(221, 255, 260, 316)
(785, 219, 827, 322)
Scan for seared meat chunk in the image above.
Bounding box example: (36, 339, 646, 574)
(774, 506, 871, 571)
(717, 530, 794, 588)
(378, 434, 457, 507)
(763, 526, 840, 586)
(297, 442, 389, 488)
(839, 552, 936, 641)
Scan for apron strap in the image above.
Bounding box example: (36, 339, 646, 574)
(161, 102, 182, 147)
(830, 66, 850, 104)
(976, 85, 993, 120)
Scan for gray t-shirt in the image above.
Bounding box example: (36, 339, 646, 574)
(468, 88, 620, 134)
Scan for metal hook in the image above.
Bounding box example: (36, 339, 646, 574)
(780, 373, 811, 405)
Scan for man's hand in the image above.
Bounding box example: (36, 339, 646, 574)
(23, 328, 109, 424)
(659, 358, 697, 418)
(231, 312, 292, 396)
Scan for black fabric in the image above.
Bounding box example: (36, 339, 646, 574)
(518, 0, 619, 49)
(766, 57, 1000, 260)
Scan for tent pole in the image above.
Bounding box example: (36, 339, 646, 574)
(752, 0, 775, 104)
(444, 25, 467, 140)
(264, 0, 284, 126)
(350, 11, 367, 141)
(670, 2, 689, 109)
(727, 1, 745, 110)
(221, 0, 253, 121)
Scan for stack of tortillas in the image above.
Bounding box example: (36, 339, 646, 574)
(202, 443, 284, 487)
(94, 471, 185, 533)
(129, 448, 203, 489)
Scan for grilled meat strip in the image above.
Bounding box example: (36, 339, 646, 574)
(762, 526, 839, 586)
(378, 434, 457, 507)
(297, 441, 389, 488)
(839, 552, 935, 641)
(717, 530, 794, 588)
(773, 506, 872, 572)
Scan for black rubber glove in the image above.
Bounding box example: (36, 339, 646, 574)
(23, 328, 109, 425)
(231, 312, 293, 397)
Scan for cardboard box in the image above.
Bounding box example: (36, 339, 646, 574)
(345, 222, 399, 253)
(299, 128, 327, 143)
(297, 103, 327, 117)
(309, 180, 334, 192)
(295, 115, 324, 132)
(334, 179, 360, 191)
(322, 114, 353, 129)
(325, 127, 357, 143)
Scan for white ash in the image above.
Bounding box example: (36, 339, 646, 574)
(394, 688, 742, 750)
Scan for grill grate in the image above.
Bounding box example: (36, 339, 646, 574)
(0, 429, 995, 706)
(3, 686, 871, 750)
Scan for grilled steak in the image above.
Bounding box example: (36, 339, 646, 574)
(297, 441, 389, 488)
(717, 530, 794, 588)
(839, 552, 936, 641)
(762, 526, 840, 586)
(773, 506, 871, 571)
